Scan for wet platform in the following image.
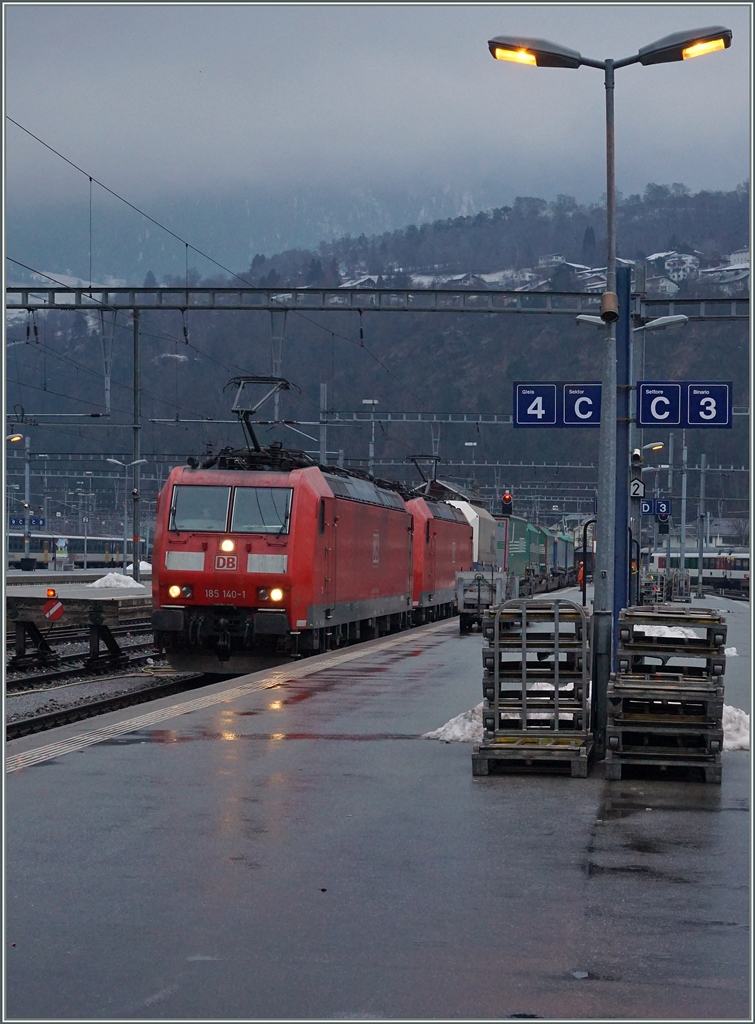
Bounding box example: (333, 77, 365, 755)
(5, 597, 750, 1020)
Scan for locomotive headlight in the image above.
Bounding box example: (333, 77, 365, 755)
(270, 588, 284, 602)
(220, 538, 235, 553)
(181, 585, 193, 598)
(168, 585, 182, 598)
(257, 588, 269, 601)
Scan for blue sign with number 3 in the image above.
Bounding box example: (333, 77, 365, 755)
(638, 381, 732, 428)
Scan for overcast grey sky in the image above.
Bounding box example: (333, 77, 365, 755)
(4, 4, 751, 215)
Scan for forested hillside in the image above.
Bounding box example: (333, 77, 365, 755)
(6, 182, 749, 515)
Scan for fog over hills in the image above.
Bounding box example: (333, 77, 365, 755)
(6, 178, 520, 287)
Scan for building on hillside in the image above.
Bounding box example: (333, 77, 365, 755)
(537, 254, 565, 269)
(697, 264, 750, 296)
(645, 276, 680, 297)
(723, 246, 750, 266)
(664, 253, 700, 281)
(339, 274, 384, 289)
(436, 273, 489, 289)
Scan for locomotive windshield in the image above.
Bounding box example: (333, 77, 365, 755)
(169, 485, 293, 533)
(231, 487, 293, 534)
(170, 485, 231, 532)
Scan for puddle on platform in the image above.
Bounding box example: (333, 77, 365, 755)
(102, 729, 420, 744)
(598, 783, 725, 819)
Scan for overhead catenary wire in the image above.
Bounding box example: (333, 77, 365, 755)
(6, 117, 425, 406)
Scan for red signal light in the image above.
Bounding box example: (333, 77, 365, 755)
(46, 588, 56, 598)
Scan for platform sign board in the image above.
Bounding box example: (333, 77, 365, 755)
(30, 517, 45, 528)
(637, 383, 682, 427)
(641, 500, 653, 515)
(514, 384, 557, 426)
(638, 382, 732, 428)
(562, 383, 602, 426)
(687, 383, 731, 427)
(514, 382, 601, 427)
(655, 499, 672, 515)
(9, 516, 25, 527)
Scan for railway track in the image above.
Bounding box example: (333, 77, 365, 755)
(6, 640, 160, 692)
(6, 673, 213, 741)
(5, 619, 153, 650)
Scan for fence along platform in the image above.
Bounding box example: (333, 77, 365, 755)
(472, 598, 592, 777)
(605, 605, 727, 784)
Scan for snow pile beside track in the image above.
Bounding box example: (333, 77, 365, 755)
(723, 705, 749, 750)
(86, 573, 146, 589)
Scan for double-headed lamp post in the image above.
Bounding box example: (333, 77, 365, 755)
(488, 24, 730, 644)
(106, 458, 147, 580)
(7, 432, 32, 557)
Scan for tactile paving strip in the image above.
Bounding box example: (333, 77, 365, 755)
(6, 620, 453, 773)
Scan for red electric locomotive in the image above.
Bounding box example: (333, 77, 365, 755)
(406, 497, 474, 621)
(151, 377, 473, 673)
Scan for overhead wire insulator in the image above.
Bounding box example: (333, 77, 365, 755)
(182, 309, 189, 344)
(359, 310, 364, 346)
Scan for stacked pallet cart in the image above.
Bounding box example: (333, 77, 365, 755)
(472, 598, 592, 777)
(605, 605, 726, 784)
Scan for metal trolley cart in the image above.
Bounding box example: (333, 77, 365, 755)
(605, 605, 727, 784)
(472, 598, 592, 777)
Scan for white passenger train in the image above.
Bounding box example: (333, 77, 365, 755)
(646, 547, 749, 593)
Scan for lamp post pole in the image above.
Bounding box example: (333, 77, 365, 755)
(697, 452, 706, 597)
(107, 457, 147, 576)
(23, 436, 32, 558)
(680, 430, 688, 576)
(487, 24, 731, 759)
(122, 464, 129, 574)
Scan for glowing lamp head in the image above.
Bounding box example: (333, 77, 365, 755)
(7, 434, 23, 443)
(682, 37, 727, 59)
(493, 46, 536, 65)
(270, 588, 284, 602)
(220, 538, 235, 553)
(168, 585, 182, 598)
(46, 588, 56, 598)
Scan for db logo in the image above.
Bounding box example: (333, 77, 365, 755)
(214, 554, 238, 570)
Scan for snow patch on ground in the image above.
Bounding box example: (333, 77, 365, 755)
(86, 572, 146, 589)
(424, 703, 750, 751)
(725, 647, 738, 656)
(723, 705, 749, 751)
(423, 703, 483, 743)
(126, 561, 152, 573)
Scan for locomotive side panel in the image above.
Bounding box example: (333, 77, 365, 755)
(307, 495, 412, 628)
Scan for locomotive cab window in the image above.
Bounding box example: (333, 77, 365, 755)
(170, 485, 231, 532)
(231, 487, 293, 534)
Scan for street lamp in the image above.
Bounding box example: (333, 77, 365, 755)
(106, 458, 147, 579)
(7, 432, 32, 558)
(362, 400, 379, 475)
(490, 24, 731, 755)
